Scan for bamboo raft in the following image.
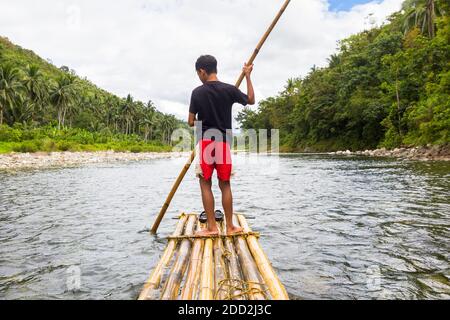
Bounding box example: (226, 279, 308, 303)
(139, 213, 289, 300)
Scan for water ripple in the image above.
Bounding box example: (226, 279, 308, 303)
(0, 155, 449, 299)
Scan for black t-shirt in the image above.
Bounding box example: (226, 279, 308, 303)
(189, 81, 248, 141)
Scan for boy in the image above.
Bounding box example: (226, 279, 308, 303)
(188, 55, 255, 236)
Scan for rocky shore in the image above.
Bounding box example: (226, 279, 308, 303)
(330, 145, 450, 161)
(0, 151, 189, 171)
(1, 145, 448, 171)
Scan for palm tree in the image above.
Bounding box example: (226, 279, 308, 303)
(283, 78, 300, 96)
(109, 97, 121, 133)
(50, 74, 77, 129)
(160, 114, 177, 145)
(12, 94, 35, 124)
(22, 64, 48, 123)
(64, 95, 80, 128)
(403, 0, 442, 38)
(0, 64, 23, 126)
(103, 96, 118, 129)
(327, 54, 341, 68)
(120, 94, 137, 135)
(141, 109, 155, 141)
(140, 100, 156, 141)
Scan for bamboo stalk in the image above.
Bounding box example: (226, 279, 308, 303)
(193, 220, 207, 300)
(180, 220, 204, 300)
(160, 215, 197, 300)
(213, 222, 228, 300)
(138, 214, 188, 300)
(237, 215, 289, 300)
(223, 233, 246, 300)
(150, 152, 196, 234)
(149, 0, 292, 234)
(233, 217, 266, 300)
(199, 238, 214, 300)
(235, 0, 291, 88)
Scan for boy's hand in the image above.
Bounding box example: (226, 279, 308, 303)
(243, 62, 254, 78)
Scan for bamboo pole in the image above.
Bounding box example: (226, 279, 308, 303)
(150, 151, 196, 234)
(199, 238, 214, 300)
(237, 215, 289, 300)
(223, 239, 246, 300)
(160, 214, 197, 299)
(193, 220, 207, 300)
(235, 0, 291, 88)
(180, 220, 204, 300)
(213, 222, 228, 300)
(233, 217, 266, 300)
(138, 214, 188, 300)
(150, 0, 292, 234)
(223, 220, 246, 300)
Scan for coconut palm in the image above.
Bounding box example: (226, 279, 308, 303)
(22, 64, 48, 123)
(0, 64, 23, 126)
(402, 0, 443, 38)
(141, 109, 155, 141)
(283, 78, 300, 96)
(327, 54, 341, 68)
(11, 94, 35, 124)
(50, 74, 77, 129)
(160, 114, 177, 144)
(120, 94, 137, 135)
(140, 100, 156, 141)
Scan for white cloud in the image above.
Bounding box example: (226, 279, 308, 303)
(0, 0, 403, 123)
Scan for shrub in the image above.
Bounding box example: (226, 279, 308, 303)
(130, 146, 143, 153)
(0, 125, 22, 142)
(41, 138, 57, 152)
(12, 141, 39, 153)
(56, 141, 77, 151)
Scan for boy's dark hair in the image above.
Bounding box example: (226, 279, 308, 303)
(195, 55, 217, 74)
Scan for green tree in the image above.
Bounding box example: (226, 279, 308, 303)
(50, 74, 77, 129)
(237, 5, 449, 151)
(0, 64, 23, 126)
(402, 0, 443, 38)
(22, 64, 48, 123)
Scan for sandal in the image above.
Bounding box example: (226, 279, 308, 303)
(199, 211, 207, 223)
(199, 210, 224, 223)
(215, 210, 224, 222)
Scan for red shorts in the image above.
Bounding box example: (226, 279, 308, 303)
(198, 139, 232, 181)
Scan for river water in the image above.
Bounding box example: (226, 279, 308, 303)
(0, 154, 449, 300)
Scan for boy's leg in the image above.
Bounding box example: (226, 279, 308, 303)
(215, 140, 242, 235)
(196, 177, 219, 236)
(219, 180, 243, 235)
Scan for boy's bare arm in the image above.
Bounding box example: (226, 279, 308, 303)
(243, 63, 255, 105)
(188, 112, 196, 127)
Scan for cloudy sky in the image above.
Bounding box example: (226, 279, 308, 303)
(0, 0, 403, 121)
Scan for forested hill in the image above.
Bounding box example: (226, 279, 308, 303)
(238, 0, 449, 152)
(0, 36, 182, 153)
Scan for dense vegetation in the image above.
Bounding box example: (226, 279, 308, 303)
(0, 36, 183, 153)
(238, 0, 449, 151)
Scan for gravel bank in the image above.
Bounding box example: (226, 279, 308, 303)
(0, 151, 189, 171)
(330, 145, 450, 161)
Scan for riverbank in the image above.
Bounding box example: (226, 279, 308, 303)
(0, 151, 188, 171)
(1, 145, 449, 171)
(329, 145, 450, 161)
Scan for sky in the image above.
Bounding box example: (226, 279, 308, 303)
(0, 0, 404, 122)
(328, 0, 383, 11)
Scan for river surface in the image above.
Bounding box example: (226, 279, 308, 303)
(0, 154, 449, 300)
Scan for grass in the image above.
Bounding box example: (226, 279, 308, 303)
(0, 140, 172, 154)
(0, 124, 172, 154)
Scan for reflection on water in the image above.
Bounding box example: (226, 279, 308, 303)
(0, 154, 449, 299)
